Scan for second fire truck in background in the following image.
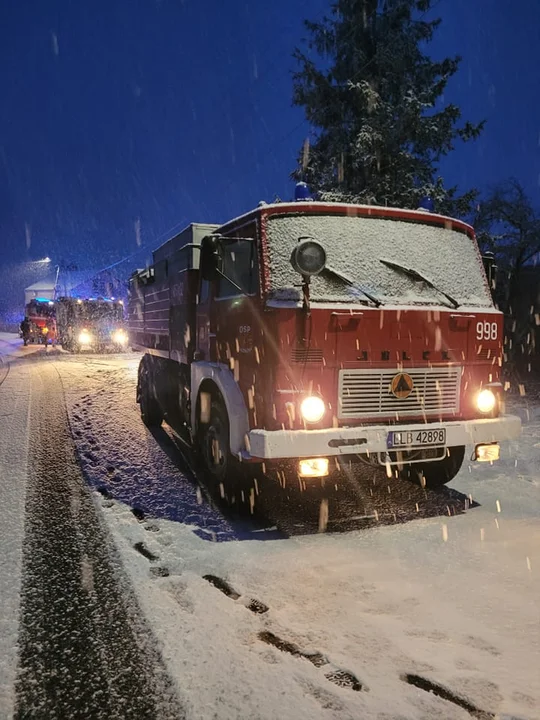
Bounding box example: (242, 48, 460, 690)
(25, 298, 57, 344)
(56, 296, 128, 352)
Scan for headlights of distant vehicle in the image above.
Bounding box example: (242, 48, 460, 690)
(476, 388, 497, 414)
(112, 329, 128, 345)
(300, 395, 325, 423)
(78, 330, 92, 346)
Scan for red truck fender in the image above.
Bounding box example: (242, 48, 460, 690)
(191, 361, 250, 457)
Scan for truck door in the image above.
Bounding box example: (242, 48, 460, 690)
(196, 236, 259, 362)
(195, 234, 261, 419)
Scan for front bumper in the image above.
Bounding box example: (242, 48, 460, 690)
(247, 415, 522, 460)
(78, 340, 128, 351)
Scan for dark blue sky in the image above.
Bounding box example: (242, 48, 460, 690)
(1, 0, 539, 272)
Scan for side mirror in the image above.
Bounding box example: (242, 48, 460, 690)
(200, 235, 223, 282)
(482, 251, 497, 290)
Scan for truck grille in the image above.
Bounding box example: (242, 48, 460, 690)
(291, 348, 323, 364)
(338, 367, 462, 419)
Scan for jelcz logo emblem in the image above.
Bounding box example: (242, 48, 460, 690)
(391, 372, 414, 399)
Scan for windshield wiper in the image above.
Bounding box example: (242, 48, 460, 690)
(322, 266, 383, 307)
(379, 259, 460, 309)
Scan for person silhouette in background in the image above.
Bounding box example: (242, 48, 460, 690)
(20, 317, 31, 346)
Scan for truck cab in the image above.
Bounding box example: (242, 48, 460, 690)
(130, 199, 521, 493)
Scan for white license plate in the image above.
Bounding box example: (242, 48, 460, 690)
(387, 428, 446, 449)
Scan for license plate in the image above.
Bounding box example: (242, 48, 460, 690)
(387, 428, 446, 449)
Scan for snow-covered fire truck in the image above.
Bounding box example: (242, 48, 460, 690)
(25, 297, 57, 344)
(56, 296, 128, 352)
(128, 186, 521, 495)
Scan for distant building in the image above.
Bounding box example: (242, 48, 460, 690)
(24, 278, 56, 305)
(23, 251, 151, 307)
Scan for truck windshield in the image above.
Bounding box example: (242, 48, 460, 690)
(76, 302, 123, 322)
(266, 213, 493, 307)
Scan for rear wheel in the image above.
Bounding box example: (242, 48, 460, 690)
(400, 446, 465, 488)
(138, 363, 163, 428)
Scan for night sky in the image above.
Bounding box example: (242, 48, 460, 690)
(1, 0, 540, 274)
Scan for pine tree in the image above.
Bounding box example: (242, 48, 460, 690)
(292, 0, 484, 215)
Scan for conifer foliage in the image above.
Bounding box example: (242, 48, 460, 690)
(292, 0, 484, 215)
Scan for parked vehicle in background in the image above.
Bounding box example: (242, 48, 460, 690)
(128, 187, 521, 501)
(56, 296, 128, 353)
(25, 298, 57, 345)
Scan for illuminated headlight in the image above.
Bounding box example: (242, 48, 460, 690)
(300, 395, 325, 423)
(78, 330, 92, 345)
(112, 329, 128, 345)
(476, 389, 496, 414)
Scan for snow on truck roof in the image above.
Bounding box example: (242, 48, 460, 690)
(144, 203, 473, 257)
(215, 201, 475, 237)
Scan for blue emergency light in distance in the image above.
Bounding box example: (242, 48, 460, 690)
(295, 182, 313, 201)
(418, 196, 434, 212)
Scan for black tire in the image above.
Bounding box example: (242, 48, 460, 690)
(400, 446, 465, 488)
(198, 398, 251, 505)
(138, 365, 163, 428)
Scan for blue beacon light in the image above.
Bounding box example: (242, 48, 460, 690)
(294, 182, 313, 201)
(418, 196, 434, 212)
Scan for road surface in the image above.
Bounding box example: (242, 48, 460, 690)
(0, 335, 182, 719)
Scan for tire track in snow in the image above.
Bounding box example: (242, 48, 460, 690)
(0, 354, 31, 718)
(14, 361, 184, 719)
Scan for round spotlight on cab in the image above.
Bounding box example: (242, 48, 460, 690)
(300, 395, 325, 423)
(476, 388, 496, 414)
(290, 239, 326, 276)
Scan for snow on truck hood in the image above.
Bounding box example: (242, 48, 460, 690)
(265, 213, 493, 308)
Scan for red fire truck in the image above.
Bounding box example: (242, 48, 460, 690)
(25, 298, 57, 344)
(128, 189, 521, 497)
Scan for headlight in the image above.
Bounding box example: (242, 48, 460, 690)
(476, 388, 496, 414)
(78, 330, 92, 345)
(112, 329, 128, 344)
(300, 395, 325, 423)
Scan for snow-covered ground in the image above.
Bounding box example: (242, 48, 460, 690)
(0, 333, 41, 716)
(1, 337, 538, 719)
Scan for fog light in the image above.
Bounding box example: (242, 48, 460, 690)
(298, 458, 329, 478)
(475, 443, 500, 462)
(476, 389, 496, 414)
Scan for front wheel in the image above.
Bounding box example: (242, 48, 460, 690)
(400, 446, 465, 489)
(198, 399, 252, 505)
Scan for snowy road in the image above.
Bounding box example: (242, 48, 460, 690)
(0, 337, 182, 719)
(1, 336, 539, 719)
